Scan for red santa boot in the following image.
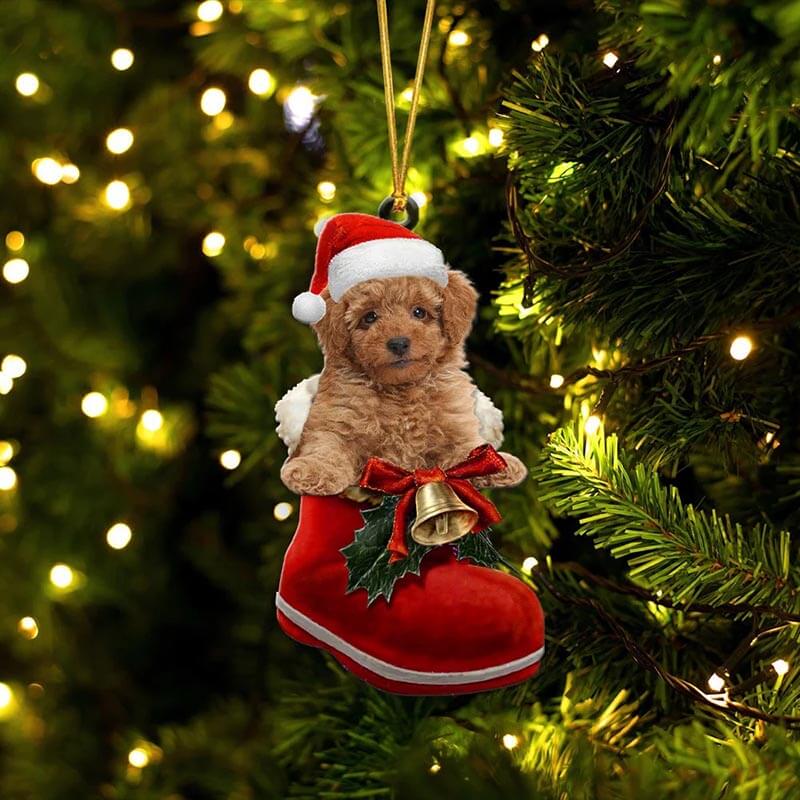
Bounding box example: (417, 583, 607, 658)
(276, 493, 545, 695)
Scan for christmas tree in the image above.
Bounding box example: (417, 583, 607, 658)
(2, 0, 800, 796)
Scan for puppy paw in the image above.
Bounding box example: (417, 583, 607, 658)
(472, 453, 528, 488)
(280, 457, 355, 496)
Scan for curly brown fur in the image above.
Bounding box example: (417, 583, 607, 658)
(280, 271, 528, 495)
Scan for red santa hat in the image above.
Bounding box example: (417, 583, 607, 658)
(292, 213, 447, 324)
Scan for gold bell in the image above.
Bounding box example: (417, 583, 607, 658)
(410, 481, 478, 546)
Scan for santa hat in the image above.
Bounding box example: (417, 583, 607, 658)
(291, 213, 447, 324)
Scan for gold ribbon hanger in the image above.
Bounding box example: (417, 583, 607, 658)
(376, 0, 436, 220)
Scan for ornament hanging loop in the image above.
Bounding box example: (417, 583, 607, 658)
(375, 0, 435, 225)
(378, 194, 419, 230)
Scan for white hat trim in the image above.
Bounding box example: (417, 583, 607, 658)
(327, 237, 447, 302)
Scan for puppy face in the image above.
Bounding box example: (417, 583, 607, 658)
(314, 271, 478, 386)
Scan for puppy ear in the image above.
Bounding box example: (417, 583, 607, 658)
(441, 270, 478, 347)
(311, 290, 349, 360)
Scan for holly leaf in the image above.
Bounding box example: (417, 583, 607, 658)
(341, 495, 430, 605)
(456, 530, 501, 567)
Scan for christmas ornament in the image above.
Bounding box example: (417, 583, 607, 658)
(273, 0, 544, 695)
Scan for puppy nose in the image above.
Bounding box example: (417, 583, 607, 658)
(387, 337, 410, 356)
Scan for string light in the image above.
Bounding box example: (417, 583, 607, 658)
(400, 87, 414, 104)
(3, 258, 30, 284)
(202, 231, 225, 256)
(316, 181, 336, 202)
(729, 335, 753, 361)
(0, 441, 13, 465)
(106, 522, 133, 550)
(248, 68, 276, 98)
(0, 466, 17, 491)
(584, 414, 602, 435)
(772, 659, 790, 676)
(196, 0, 224, 21)
(2, 355, 27, 379)
(0, 374, 11, 395)
(32, 157, 63, 185)
(522, 556, 539, 575)
(104, 179, 131, 210)
(81, 391, 108, 418)
(17, 616, 39, 640)
(106, 128, 134, 154)
(5, 231, 24, 251)
(602, 51, 619, 69)
(283, 85, 318, 131)
(448, 30, 471, 47)
(219, 449, 241, 470)
(128, 747, 150, 768)
(140, 409, 163, 432)
(0, 683, 12, 711)
(49, 563, 74, 589)
(712, 54, 722, 66)
(15, 73, 40, 97)
(273, 502, 294, 521)
(429, 762, 441, 774)
(549, 373, 564, 389)
(707, 672, 726, 692)
(111, 48, 134, 71)
(61, 164, 80, 184)
(531, 33, 549, 52)
(501, 733, 519, 750)
(488, 128, 504, 147)
(200, 87, 227, 116)
(462, 136, 480, 155)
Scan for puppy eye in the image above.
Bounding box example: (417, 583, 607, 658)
(412, 306, 427, 320)
(361, 311, 378, 325)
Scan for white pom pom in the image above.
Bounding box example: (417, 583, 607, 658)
(292, 291, 326, 324)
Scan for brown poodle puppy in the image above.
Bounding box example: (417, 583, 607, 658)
(280, 271, 528, 496)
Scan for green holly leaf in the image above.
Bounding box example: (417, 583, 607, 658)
(456, 530, 501, 567)
(341, 495, 430, 605)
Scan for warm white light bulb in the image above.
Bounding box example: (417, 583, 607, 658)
(17, 616, 39, 640)
(488, 128, 504, 147)
(111, 48, 134, 71)
(200, 87, 227, 116)
(128, 747, 150, 768)
(49, 563, 74, 589)
(549, 373, 564, 389)
(448, 30, 470, 47)
(202, 231, 225, 257)
(0, 683, 12, 710)
(602, 51, 619, 69)
(729, 335, 753, 361)
(81, 391, 108, 418)
(104, 180, 131, 210)
(584, 414, 602, 435)
(32, 157, 63, 185)
(707, 672, 726, 692)
(197, 0, 224, 21)
(5, 231, 24, 251)
(106, 128, 134, 154)
(248, 68, 276, 97)
(522, 556, 539, 575)
(3, 258, 30, 284)
(219, 449, 241, 470)
(502, 733, 519, 750)
(0, 374, 12, 395)
(1, 355, 26, 379)
(316, 181, 336, 202)
(15, 72, 40, 97)
(106, 522, 133, 550)
(0, 466, 17, 491)
(140, 409, 163, 432)
(772, 659, 790, 676)
(273, 502, 294, 521)
(462, 136, 480, 155)
(60, 164, 80, 184)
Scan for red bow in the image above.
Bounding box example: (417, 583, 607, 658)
(359, 444, 508, 563)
